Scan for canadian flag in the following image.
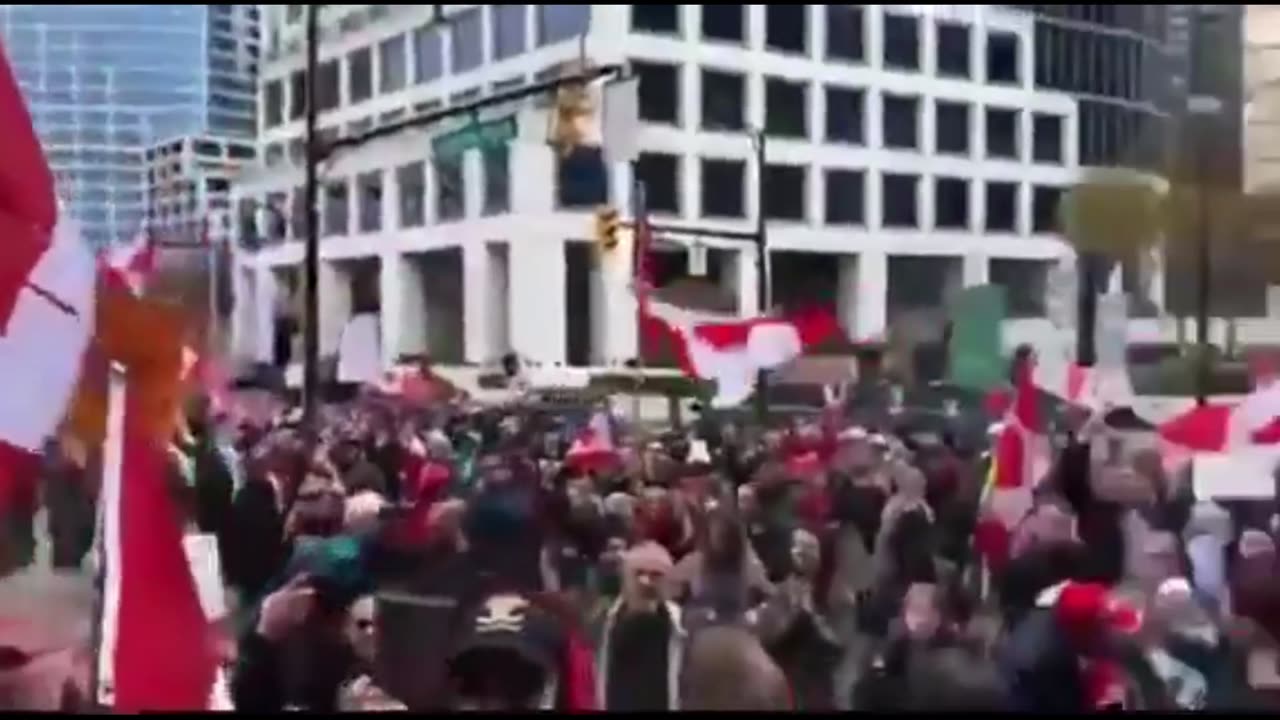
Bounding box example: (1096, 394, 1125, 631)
(643, 301, 840, 407)
(0, 39, 97, 514)
(984, 355, 1051, 527)
(565, 408, 620, 474)
(1158, 382, 1280, 454)
(96, 367, 217, 711)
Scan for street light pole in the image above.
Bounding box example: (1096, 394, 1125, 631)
(752, 129, 770, 423)
(302, 4, 321, 433)
(1188, 7, 1221, 406)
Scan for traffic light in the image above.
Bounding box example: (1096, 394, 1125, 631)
(594, 205, 621, 252)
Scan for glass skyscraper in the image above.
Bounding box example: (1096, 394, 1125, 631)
(0, 4, 259, 248)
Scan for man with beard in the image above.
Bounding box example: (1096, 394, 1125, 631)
(595, 541, 685, 710)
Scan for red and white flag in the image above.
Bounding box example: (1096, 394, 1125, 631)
(1158, 383, 1280, 454)
(0, 39, 96, 512)
(644, 301, 840, 407)
(985, 356, 1051, 528)
(96, 368, 217, 711)
(565, 408, 619, 474)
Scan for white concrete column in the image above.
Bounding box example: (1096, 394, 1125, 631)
(378, 253, 403, 368)
(837, 255, 859, 341)
(856, 251, 889, 340)
(382, 163, 398, 232)
(486, 244, 511, 357)
(231, 265, 257, 363)
(462, 240, 492, 364)
(962, 254, 989, 286)
(318, 262, 351, 356)
(511, 143, 555, 214)
(400, 257, 428, 357)
(595, 237, 638, 366)
(462, 148, 482, 220)
(508, 236, 566, 365)
(253, 267, 278, 364)
(729, 247, 759, 318)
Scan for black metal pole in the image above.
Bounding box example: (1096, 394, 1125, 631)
(753, 131, 769, 423)
(1191, 10, 1212, 407)
(302, 4, 321, 433)
(1076, 253, 1099, 367)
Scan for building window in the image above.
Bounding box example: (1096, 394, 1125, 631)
(493, 5, 528, 60)
(347, 48, 372, 103)
(882, 173, 918, 228)
(452, 8, 484, 73)
(632, 5, 679, 34)
(634, 61, 680, 125)
(882, 94, 919, 150)
(396, 162, 425, 227)
(290, 71, 307, 119)
(765, 78, 808, 139)
(557, 146, 608, 208)
(537, 5, 591, 46)
(1032, 113, 1063, 164)
(635, 152, 681, 214)
(318, 61, 344, 112)
(701, 69, 745, 132)
(991, 259, 1048, 318)
(266, 192, 288, 241)
(765, 5, 807, 54)
(934, 177, 969, 229)
(986, 31, 1020, 85)
(290, 185, 307, 239)
(985, 107, 1019, 159)
(826, 5, 863, 62)
(825, 86, 864, 145)
(1032, 185, 1062, 233)
(935, 101, 970, 155)
(936, 22, 970, 78)
(482, 144, 510, 215)
(985, 181, 1017, 232)
(264, 80, 283, 127)
(883, 12, 920, 71)
(379, 35, 407, 94)
(701, 158, 745, 218)
(702, 5, 745, 43)
(436, 157, 465, 221)
(824, 169, 864, 225)
(357, 171, 383, 233)
(413, 25, 444, 83)
(764, 165, 806, 221)
(323, 179, 349, 237)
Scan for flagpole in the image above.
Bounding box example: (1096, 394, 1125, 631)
(751, 129, 770, 424)
(301, 3, 321, 436)
(92, 362, 127, 709)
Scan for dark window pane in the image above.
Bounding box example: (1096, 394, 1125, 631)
(634, 61, 680, 125)
(290, 71, 306, 119)
(883, 13, 919, 71)
(702, 5, 745, 43)
(764, 164, 805, 220)
(482, 144, 510, 215)
(1032, 185, 1062, 233)
(765, 5, 806, 54)
(537, 5, 591, 46)
(702, 69, 745, 131)
(985, 181, 1017, 232)
(632, 4, 679, 34)
(317, 60, 340, 112)
(264, 80, 283, 127)
(824, 169, 864, 225)
(557, 146, 608, 208)
(1033, 113, 1063, 163)
(991, 259, 1048, 318)
(635, 152, 681, 214)
(935, 101, 970, 155)
(452, 9, 484, 72)
(987, 31, 1020, 84)
(349, 47, 372, 103)
(936, 22, 970, 78)
(934, 177, 969, 229)
(492, 5, 528, 60)
(882, 173, 918, 228)
(882, 94, 919, 150)
(701, 158, 745, 217)
(357, 170, 383, 233)
(985, 107, 1019, 159)
(826, 5, 863, 62)
(436, 157, 465, 221)
(825, 86, 864, 144)
(323, 179, 349, 236)
(379, 35, 408, 93)
(765, 78, 807, 138)
(396, 162, 425, 228)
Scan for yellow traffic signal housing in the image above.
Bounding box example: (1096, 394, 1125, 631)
(594, 205, 621, 252)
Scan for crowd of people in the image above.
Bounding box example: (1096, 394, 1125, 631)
(6, 362, 1280, 712)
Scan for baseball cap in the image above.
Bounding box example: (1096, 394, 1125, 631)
(1052, 581, 1144, 638)
(448, 593, 563, 679)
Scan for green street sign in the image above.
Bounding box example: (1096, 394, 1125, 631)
(431, 116, 517, 159)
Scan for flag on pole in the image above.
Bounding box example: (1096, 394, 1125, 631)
(96, 365, 217, 711)
(0, 39, 97, 514)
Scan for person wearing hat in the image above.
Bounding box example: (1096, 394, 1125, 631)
(445, 592, 567, 710)
(596, 541, 687, 710)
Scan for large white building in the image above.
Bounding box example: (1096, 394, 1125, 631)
(234, 4, 1260, 381)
